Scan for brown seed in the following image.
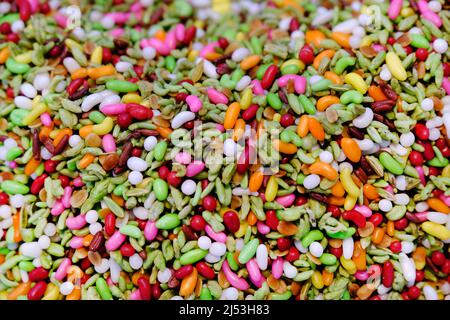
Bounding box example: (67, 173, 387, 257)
(88, 231, 104, 252)
(85, 133, 102, 147)
(87, 251, 102, 266)
(267, 275, 281, 291)
(354, 167, 368, 184)
(70, 189, 88, 208)
(277, 221, 298, 236)
(152, 115, 170, 128)
(396, 33, 411, 47)
(357, 284, 375, 300)
(99, 153, 119, 171)
(218, 270, 230, 289)
(358, 221, 375, 237)
(348, 126, 365, 140)
(360, 45, 377, 58)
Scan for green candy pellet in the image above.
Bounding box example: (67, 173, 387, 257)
(106, 80, 139, 93)
(267, 93, 282, 110)
(153, 178, 169, 201)
(154, 141, 168, 161)
(155, 214, 180, 230)
(199, 287, 213, 300)
(10, 109, 30, 126)
(379, 152, 403, 175)
(410, 34, 430, 49)
(96, 277, 113, 300)
(6, 58, 30, 74)
(6, 147, 23, 161)
(179, 249, 208, 265)
(89, 111, 106, 124)
(165, 56, 176, 72)
(281, 64, 299, 75)
(1, 180, 29, 195)
(311, 79, 331, 91)
(119, 224, 142, 238)
(238, 239, 259, 264)
(298, 95, 316, 115)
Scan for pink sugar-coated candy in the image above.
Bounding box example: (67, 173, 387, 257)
(148, 38, 171, 55)
(205, 224, 227, 243)
(144, 221, 158, 241)
(54, 258, 71, 281)
(443, 78, 450, 95)
(69, 236, 84, 249)
(73, 176, 84, 187)
(106, 12, 130, 24)
(40, 112, 52, 127)
(272, 257, 284, 279)
(415, 166, 426, 185)
(278, 75, 306, 94)
(105, 231, 126, 251)
(186, 160, 205, 177)
(130, 289, 142, 300)
(246, 259, 263, 287)
(388, 0, 402, 20)
(252, 275, 266, 288)
(215, 124, 225, 132)
(66, 214, 87, 230)
(413, 212, 429, 222)
(354, 205, 372, 218)
(439, 194, 450, 207)
(140, 38, 151, 48)
(207, 88, 228, 105)
(175, 24, 185, 42)
(251, 79, 265, 95)
(165, 30, 177, 50)
(51, 199, 65, 216)
(106, 277, 115, 286)
(199, 41, 219, 58)
(130, 2, 142, 12)
(372, 44, 386, 52)
(55, 13, 68, 28)
(278, 74, 296, 87)
(186, 95, 202, 112)
(355, 271, 369, 281)
(256, 221, 270, 235)
(422, 10, 442, 27)
(27, 0, 39, 13)
(385, 185, 394, 193)
(367, 264, 381, 278)
(417, 0, 429, 13)
(8, 161, 17, 169)
(100, 104, 127, 115)
(62, 186, 72, 208)
(260, 192, 267, 203)
(175, 152, 192, 164)
(275, 194, 295, 207)
(222, 260, 250, 291)
(110, 28, 125, 38)
(102, 134, 117, 153)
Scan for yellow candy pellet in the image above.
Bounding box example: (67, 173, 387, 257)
(90, 46, 103, 65)
(235, 221, 248, 238)
(92, 117, 114, 135)
(340, 256, 357, 274)
(281, 59, 304, 70)
(240, 88, 253, 110)
(386, 52, 407, 81)
(14, 51, 33, 64)
(344, 73, 368, 94)
(421, 222, 450, 240)
(340, 167, 360, 198)
(188, 50, 199, 62)
(22, 103, 47, 126)
(344, 195, 358, 211)
(401, 7, 414, 17)
(265, 176, 278, 202)
(65, 39, 83, 52)
(272, 113, 281, 122)
(122, 93, 142, 104)
(311, 270, 324, 289)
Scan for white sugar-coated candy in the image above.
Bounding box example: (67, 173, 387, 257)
(81, 93, 102, 112)
(283, 261, 298, 278)
(395, 176, 407, 191)
(0, 2, 11, 14)
(11, 20, 24, 33)
(127, 157, 148, 172)
(101, 16, 114, 29)
(60, 281, 74, 295)
(142, 46, 156, 60)
(278, 17, 291, 30)
(44, 223, 57, 237)
(133, 207, 149, 220)
(356, 139, 374, 151)
(309, 242, 323, 258)
(423, 285, 438, 300)
(303, 174, 320, 189)
(20, 242, 42, 258)
(40, 147, 52, 160)
(401, 241, 415, 254)
(291, 30, 304, 39)
(37, 235, 51, 250)
(63, 57, 81, 73)
(143, 136, 157, 151)
(221, 287, 239, 300)
(309, 75, 323, 84)
(349, 35, 362, 49)
(55, 80, 66, 92)
(14, 96, 33, 110)
(426, 117, 443, 128)
(232, 48, 250, 62)
(256, 244, 268, 270)
(202, 59, 218, 79)
(311, 10, 333, 26)
(209, 242, 226, 256)
(85, 210, 99, 224)
(399, 253, 416, 285)
(379, 199, 393, 212)
(181, 179, 196, 195)
(109, 258, 121, 284)
(205, 253, 221, 264)
(380, 68, 392, 81)
(433, 39, 448, 54)
(353, 26, 365, 37)
(377, 284, 391, 295)
(427, 212, 448, 224)
(9, 194, 24, 208)
(428, 0, 441, 12)
(394, 193, 410, 205)
(69, 135, 82, 147)
(333, 19, 358, 33)
(0, 217, 12, 230)
(223, 139, 237, 157)
(0, 147, 6, 161)
(129, 254, 143, 270)
(128, 171, 143, 185)
(342, 237, 354, 259)
(235, 76, 251, 91)
(100, 94, 121, 107)
(115, 61, 133, 73)
(235, 238, 244, 251)
(319, 151, 333, 163)
(33, 73, 51, 91)
(94, 258, 110, 273)
(400, 132, 415, 147)
(171, 111, 195, 129)
(429, 128, 440, 141)
(390, 143, 408, 156)
(3, 138, 17, 149)
(198, 236, 212, 250)
(421, 98, 434, 111)
(352, 108, 373, 128)
(89, 222, 102, 235)
(20, 83, 37, 98)
(0, 205, 12, 218)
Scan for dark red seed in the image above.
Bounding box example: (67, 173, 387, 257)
(329, 247, 342, 258)
(394, 217, 408, 230)
(443, 62, 450, 77)
(151, 282, 162, 299)
(415, 48, 429, 61)
(102, 48, 112, 64)
(0, 22, 11, 34)
(289, 18, 300, 32)
(223, 210, 240, 233)
(261, 65, 278, 90)
(19, 0, 31, 22)
(369, 213, 383, 227)
(428, 167, 440, 177)
(0, 192, 9, 205)
(387, 37, 396, 45)
(183, 120, 194, 130)
(104, 213, 116, 236)
(442, 260, 450, 274)
(401, 292, 410, 300)
(120, 243, 135, 257)
(417, 140, 434, 160)
(190, 215, 206, 231)
(131, 147, 142, 157)
(196, 262, 215, 279)
(403, 45, 413, 55)
(280, 113, 295, 127)
(295, 196, 307, 206)
(407, 286, 421, 300)
(202, 195, 217, 212)
(236, 143, 251, 174)
(299, 44, 314, 64)
(44, 160, 58, 173)
(66, 78, 85, 96)
(117, 112, 133, 129)
(265, 210, 279, 230)
(174, 265, 194, 279)
(175, 92, 188, 103)
(241, 104, 259, 121)
(137, 277, 152, 300)
(27, 281, 47, 300)
(382, 261, 394, 288)
(183, 26, 196, 45)
(408, 150, 424, 166)
(342, 209, 366, 228)
(285, 247, 300, 262)
(218, 37, 229, 49)
(277, 238, 291, 251)
(28, 267, 49, 282)
(6, 87, 15, 99)
(58, 175, 70, 188)
(80, 257, 91, 270)
(389, 241, 402, 253)
(201, 180, 209, 190)
(6, 33, 20, 43)
(39, 2, 50, 14)
(30, 174, 48, 195)
(414, 123, 429, 140)
(167, 171, 182, 187)
(415, 270, 425, 282)
(327, 205, 341, 218)
(431, 251, 446, 266)
(158, 166, 170, 179)
(127, 104, 153, 120)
